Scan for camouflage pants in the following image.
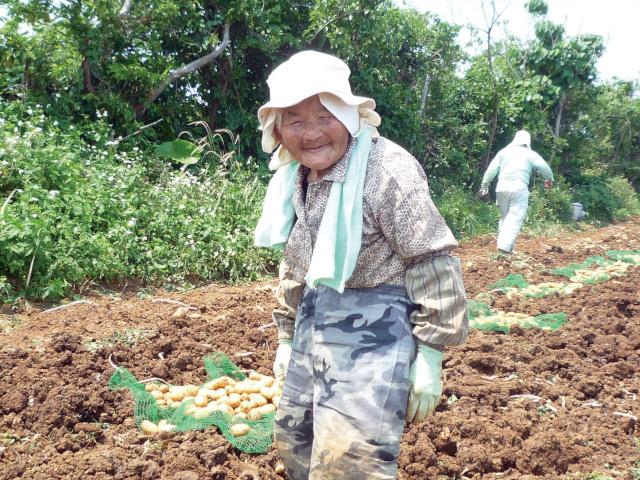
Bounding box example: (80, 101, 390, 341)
(274, 284, 416, 480)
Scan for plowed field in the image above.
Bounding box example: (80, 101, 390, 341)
(1, 219, 639, 480)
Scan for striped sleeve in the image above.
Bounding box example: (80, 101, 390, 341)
(405, 254, 469, 347)
(272, 260, 305, 341)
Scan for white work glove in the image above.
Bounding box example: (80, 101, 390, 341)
(406, 345, 443, 424)
(478, 186, 489, 198)
(273, 339, 293, 385)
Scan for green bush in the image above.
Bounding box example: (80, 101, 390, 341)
(433, 185, 499, 239)
(527, 177, 574, 225)
(0, 102, 278, 301)
(570, 174, 640, 222)
(605, 176, 640, 219)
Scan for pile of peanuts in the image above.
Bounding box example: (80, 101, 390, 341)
(140, 371, 282, 437)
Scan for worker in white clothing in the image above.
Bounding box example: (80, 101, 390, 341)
(479, 130, 554, 254)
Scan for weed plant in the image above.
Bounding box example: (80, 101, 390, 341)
(0, 102, 278, 302)
(433, 185, 499, 239)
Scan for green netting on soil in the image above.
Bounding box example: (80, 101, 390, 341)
(520, 313, 567, 331)
(469, 316, 509, 333)
(522, 285, 559, 298)
(468, 298, 567, 333)
(470, 312, 567, 333)
(468, 300, 495, 319)
(489, 275, 566, 299)
(605, 250, 640, 264)
(490, 274, 529, 290)
(548, 256, 613, 283)
(108, 352, 275, 454)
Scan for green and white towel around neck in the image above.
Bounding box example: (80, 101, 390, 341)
(254, 125, 374, 293)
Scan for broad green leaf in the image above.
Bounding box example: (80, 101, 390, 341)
(155, 140, 201, 165)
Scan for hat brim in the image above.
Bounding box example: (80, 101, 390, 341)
(258, 90, 375, 126)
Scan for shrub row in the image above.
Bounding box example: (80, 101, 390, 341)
(0, 103, 278, 301)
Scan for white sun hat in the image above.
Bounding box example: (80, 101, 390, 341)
(511, 130, 531, 148)
(258, 50, 381, 167)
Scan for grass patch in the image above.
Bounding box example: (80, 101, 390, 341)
(84, 328, 155, 353)
(0, 314, 21, 333)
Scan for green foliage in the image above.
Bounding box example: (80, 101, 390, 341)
(526, 0, 548, 16)
(527, 178, 574, 225)
(571, 175, 640, 222)
(2, 0, 638, 191)
(433, 186, 499, 239)
(0, 101, 278, 301)
(155, 139, 202, 166)
(605, 176, 640, 219)
(563, 82, 640, 187)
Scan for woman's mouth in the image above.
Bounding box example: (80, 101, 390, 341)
(304, 144, 328, 153)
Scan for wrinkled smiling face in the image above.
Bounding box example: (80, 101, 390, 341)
(276, 95, 350, 181)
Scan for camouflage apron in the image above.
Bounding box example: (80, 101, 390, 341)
(274, 284, 416, 480)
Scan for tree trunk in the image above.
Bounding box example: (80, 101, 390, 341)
(419, 74, 431, 117)
(480, 0, 504, 176)
(554, 92, 567, 138)
(22, 59, 31, 91)
(482, 111, 498, 173)
(207, 60, 230, 131)
(81, 57, 95, 94)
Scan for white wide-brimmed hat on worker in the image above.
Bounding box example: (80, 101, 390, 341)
(257, 50, 381, 170)
(510, 130, 531, 148)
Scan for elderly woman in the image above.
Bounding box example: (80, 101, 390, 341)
(255, 51, 468, 480)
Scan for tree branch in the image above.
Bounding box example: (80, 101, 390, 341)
(119, 0, 133, 18)
(142, 22, 230, 114)
(419, 74, 431, 117)
(309, 11, 351, 41)
(481, 0, 504, 168)
(121, 118, 163, 141)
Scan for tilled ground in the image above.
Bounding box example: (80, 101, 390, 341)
(1, 219, 639, 480)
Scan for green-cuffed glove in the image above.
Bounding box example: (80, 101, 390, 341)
(405, 345, 443, 424)
(273, 339, 292, 385)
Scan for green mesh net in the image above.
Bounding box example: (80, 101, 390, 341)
(548, 253, 640, 284)
(606, 250, 640, 264)
(108, 352, 276, 454)
(519, 313, 568, 331)
(489, 274, 577, 299)
(468, 300, 567, 333)
(549, 256, 614, 284)
(467, 300, 495, 319)
(490, 274, 529, 291)
(467, 250, 640, 333)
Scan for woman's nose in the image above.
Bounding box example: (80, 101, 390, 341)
(301, 126, 323, 142)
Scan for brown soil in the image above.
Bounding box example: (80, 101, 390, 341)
(1, 219, 639, 480)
